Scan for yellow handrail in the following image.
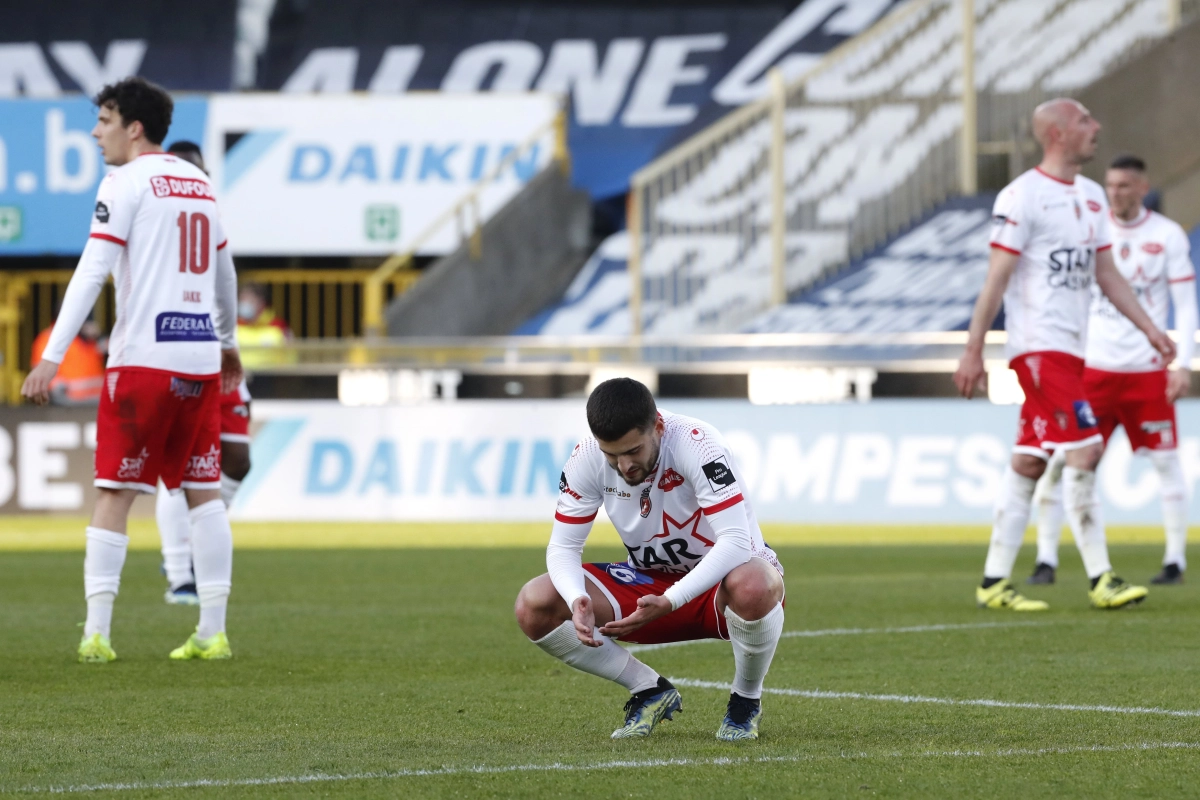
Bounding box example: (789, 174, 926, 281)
(0, 276, 30, 404)
(363, 108, 570, 336)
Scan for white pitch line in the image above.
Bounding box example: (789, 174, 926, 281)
(670, 678, 1200, 718)
(10, 742, 1200, 795)
(625, 621, 1048, 653)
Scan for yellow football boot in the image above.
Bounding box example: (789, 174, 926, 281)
(976, 580, 1049, 611)
(169, 630, 232, 660)
(78, 632, 117, 663)
(1089, 572, 1148, 609)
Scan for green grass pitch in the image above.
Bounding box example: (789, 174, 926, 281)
(3, 541, 1200, 798)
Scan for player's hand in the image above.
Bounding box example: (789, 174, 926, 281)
(1148, 329, 1176, 363)
(1168, 368, 1191, 403)
(220, 348, 244, 394)
(953, 350, 987, 399)
(598, 595, 673, 639)
(21, 360, 60, 405)
(571, 595, 601, 647)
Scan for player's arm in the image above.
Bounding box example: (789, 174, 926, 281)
(953, 246, 1019, 399)
(21, 238, 120, 404)
(1167, 229, 1197, 401)
(547, 453, 603, 646)
(1095, 247, 1176, 362)
(213, 228, 244, 394)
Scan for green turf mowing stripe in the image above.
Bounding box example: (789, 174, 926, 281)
(670, 678, 1200, 718)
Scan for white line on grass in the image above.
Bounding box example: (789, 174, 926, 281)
(10, 742, 1200, 794)
(670, 677, 1200, 718)
(625, 621, 1049, 653)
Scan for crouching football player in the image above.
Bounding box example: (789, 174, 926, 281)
(515, 379, 785, 740)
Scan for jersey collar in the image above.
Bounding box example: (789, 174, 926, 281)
(1110, 207, 1150, 228)
(1034, 166, 1076, 186)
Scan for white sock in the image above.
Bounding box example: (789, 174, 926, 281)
(1035, 481, 1064, 568)
(156, 485, 194, 588)
(83, 527, 127, 638)
(1062, 466, 1112, 579)
(725, 602, 784, 700)
(219, 472, 242, 509)
(983, 467, 1037, 580)
(190, 499, 233, 639)
(1151, 450, 1188, 569)
(534, 621, 660, 693)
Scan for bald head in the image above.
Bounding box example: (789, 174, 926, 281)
(1032, 97, 1100, 166)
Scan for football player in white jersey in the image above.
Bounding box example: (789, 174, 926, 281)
(1029, 155, 1197, 586)
(153, 140, 253, 606)
(955, 99, 1175, 610)
(22, 78, 242, 663)
(515, 379, 785, 741)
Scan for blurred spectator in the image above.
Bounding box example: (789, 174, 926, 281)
(31, 315, 106, 406)
(237, 283, 294, 369)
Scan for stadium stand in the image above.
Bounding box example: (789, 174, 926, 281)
(522, 0, 1185, 336)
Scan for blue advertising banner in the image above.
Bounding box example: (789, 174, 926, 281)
(0, 98, 208, 254)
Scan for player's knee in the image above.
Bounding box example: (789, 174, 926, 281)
(1065, 443, 1103, 472)
(723, 561, 783, 620)
(1012, 454, 1046, 480)
(514, 575, 560, 633)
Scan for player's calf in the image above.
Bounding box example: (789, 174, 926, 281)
(716, 559, 785, 741)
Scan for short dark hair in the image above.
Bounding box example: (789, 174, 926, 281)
(167, 140, 206, 172)
(586, 378, 657, 441)
(1109, 154, 1146, 172)
(94, 77, 173, 145)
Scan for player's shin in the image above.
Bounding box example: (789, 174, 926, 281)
(983, 467, 1037, 582)
(189, 499, 233, 639)
(219, 473, 241, 509)
(533, 621, 660, 693)
(156, 486, 194, 588)
(724, 602, 784, 700)
(1150, 450, 1188, 569)
(83, 527, 128, 638)
(1062, 467, 1112, 579)
(1035, 481, 1064, 569)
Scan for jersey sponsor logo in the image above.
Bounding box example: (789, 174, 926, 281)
(701, 456, 736, 491)
(156, 312, 218, 342)
(1087, 199, 1102, 213)
(624, 538, 705, 573)
(1073, 400, 1098, 430)
(559, 471, 582, 500)
(604, 562, 654, 586)
(604, 486, 632, 499)
(117, 447, 150, 480)
(658, 468, 684, 492)
(149, 175, 216, 200)
(639, 485, 652, 518)
(186, 444, 222, 480)
(1047, 247, 1093, 290)
(170, 376, 204, 399)
(1141, 242, 1164, 255)
(94, 201, 110, 223)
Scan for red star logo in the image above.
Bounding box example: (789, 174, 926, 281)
(648, 508, 714, 547)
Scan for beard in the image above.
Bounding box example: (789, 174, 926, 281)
(619, 441, 661, 486)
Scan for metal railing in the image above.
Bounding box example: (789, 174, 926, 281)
(363, 110, 570, 336)
(239, 269, 418, 339)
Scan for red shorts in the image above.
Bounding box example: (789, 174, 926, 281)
(1011, 351, 1102, 458)
(219, 385, 251, 442)
(1084, 367, 1177, 452)
(584, 562, 731, 645)
(94, 367, 221, 494)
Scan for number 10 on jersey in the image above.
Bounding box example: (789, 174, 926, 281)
(177, 212, 210, 274)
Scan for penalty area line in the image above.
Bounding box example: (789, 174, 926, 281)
(625, 621, 1049, 653)
(10, 742, 1200, 794)
(670, 677, 1200, 718)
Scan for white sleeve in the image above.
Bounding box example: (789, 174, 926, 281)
(989, 184, 1030, 255)
(1167, 225, 1197, 368)
(213, 243, 238, 349)
(663, 502, 752, 610)
(40, 238, 121, 364)
(546, 440, 604, 608)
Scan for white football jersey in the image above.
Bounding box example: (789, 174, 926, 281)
(89, 153, 229, 376)
(990, 168, 1112, 361)
(1086, 209, 1195, 372)
(555, 411, 779, 576)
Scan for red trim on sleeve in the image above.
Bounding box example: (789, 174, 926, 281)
(555, 511, 598, 524)
(89, 233, 126, 246)
(1169, 275, 1196, 284)
(701, 494, 744, 515)
(217, 240, 228, 250)
(1096, 244, 1112, 252)
(990, 243, 1021, 256)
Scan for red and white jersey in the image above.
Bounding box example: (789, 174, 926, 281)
(990, 168, 1112, 361)
(1086, 209, 1195, 372)
(89, 153, 229, 376)
(555, 411, 778, 576)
